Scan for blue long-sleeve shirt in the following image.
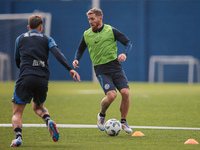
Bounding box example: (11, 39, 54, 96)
(15, 30, 72, 80)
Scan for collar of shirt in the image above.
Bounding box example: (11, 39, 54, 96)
(28, 30, 40, 33)
(93, 24, 104, 33)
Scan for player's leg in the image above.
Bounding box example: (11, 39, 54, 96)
(32, 102, 59, 142)
(32, 76, 59, 142)
(12, 103, 26, 131)
(114, 71, 133, 134)
(119, 88, 130, 120)
(10, 76, 32, 147)
(119, 88, 133, 134)
(96, 74, 117, 131)
(100, 90, 117, 115)
(10, 103, 25, 147)
(32, 102, 49, 123)
(97, 90, 117, 131)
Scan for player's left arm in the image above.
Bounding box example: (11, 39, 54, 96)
(47, 36, 72, 71)
(48, 36, 80, 81)
(112, 28, 132, 62)
(51, 47, 81, 81)
(50, 46, 72, 71)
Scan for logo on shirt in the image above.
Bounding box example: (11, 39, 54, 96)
(32, 60, 45, 67)
(30, 33, 43, 37)
(24, 33, 29, 37)
(23, 33, 43, 37)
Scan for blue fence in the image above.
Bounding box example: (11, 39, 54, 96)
(0, 0, 199, 82)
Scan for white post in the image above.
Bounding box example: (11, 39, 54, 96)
(148, 56, 155, 83)
(188, 59, 194, 84)
(196, 59, 200, 83)
(0, 56, 3, 80)
(158, 62, 164, 82)
(92, 0, 100, 82)
(43, 13, 51, 36)
(92, 0, 100, 8)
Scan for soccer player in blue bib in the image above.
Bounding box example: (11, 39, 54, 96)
(10, 15, 81, 147)
(73, 8, 133, 134)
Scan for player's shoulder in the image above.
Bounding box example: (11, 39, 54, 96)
(84, 28, 93, 35)
(45, 35, 57, 47)
(17, 32, 26, 39)
(104, 24, 112, 28)
(104, 24, 113, 29)
(45, 34, 56, 43)
(16, 32, 27, 43)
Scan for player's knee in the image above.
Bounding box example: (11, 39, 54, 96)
(120, 88, 129, 98)
(107, 90, 117, 101)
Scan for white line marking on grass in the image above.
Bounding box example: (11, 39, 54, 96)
(0, 124, 200, 130)
(77, 90, 102, 94)
(131, 126, 200, 130)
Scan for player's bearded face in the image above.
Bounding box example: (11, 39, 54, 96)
(88, 14, 102, 31)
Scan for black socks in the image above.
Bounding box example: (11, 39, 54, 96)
(121, 119, 126, 123)
(99, 113, 106, 117)
(14, 127, 22, 139)
(99, 113, 126, 123)
(42, 114, 51, 126)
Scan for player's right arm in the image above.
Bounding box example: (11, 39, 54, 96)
(73, 35, 87, 69)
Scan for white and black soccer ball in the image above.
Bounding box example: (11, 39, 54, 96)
(104, 119, 122, 136)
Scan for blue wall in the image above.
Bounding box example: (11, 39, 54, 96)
(0, 0, 199, 82)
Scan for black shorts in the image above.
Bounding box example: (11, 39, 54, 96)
(96, 70, 129, 94)
(12, 75, 48, 106)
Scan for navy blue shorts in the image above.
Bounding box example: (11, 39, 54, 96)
(12, 75, 48, 106)
(96, 70, 129, 94)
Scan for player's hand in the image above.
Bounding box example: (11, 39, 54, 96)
(72, 60, 79, 69)
(69, 70, 81, 82)
(118, 54, 127, 62)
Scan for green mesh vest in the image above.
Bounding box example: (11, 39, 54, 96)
(84, 24, 117, 66)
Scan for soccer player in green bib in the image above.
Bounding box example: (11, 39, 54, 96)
(73, 8, 133, 134)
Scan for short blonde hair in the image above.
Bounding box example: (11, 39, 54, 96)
(86, 8, 103, 17)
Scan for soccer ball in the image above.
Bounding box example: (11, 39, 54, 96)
(104, 119, 122, 136)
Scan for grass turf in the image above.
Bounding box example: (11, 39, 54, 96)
(0, 81, 199, 149)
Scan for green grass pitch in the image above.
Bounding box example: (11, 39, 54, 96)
(0, 81, 199, 150)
